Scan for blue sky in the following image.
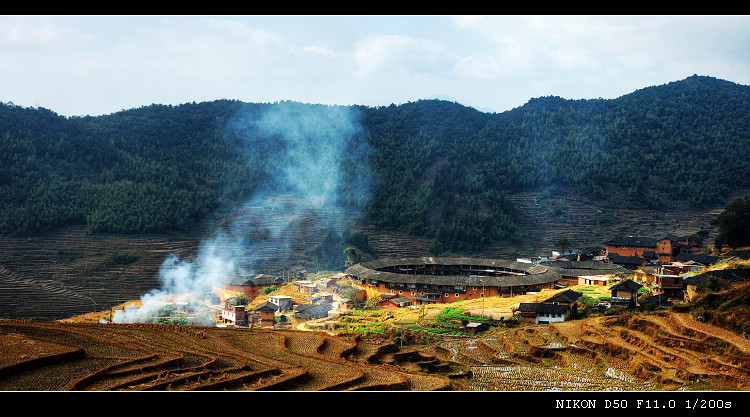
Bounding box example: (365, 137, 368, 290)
(2, 15, 749, 117)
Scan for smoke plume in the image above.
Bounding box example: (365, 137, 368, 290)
(113, 102, 369, 324)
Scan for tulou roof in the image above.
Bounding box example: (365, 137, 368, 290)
(345, 257, 560, 288)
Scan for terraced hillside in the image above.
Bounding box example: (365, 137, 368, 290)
(444, 311, 750, 391)
(0, 319, 451, 391)
(2, 309, 749, 391)
(0, 226, 201, 321)
(500, 189, 726, 256)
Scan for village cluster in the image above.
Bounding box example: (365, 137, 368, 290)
(211, 232, 735, 330)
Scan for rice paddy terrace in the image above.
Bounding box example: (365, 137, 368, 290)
(0, 319, 451, 391)
(1, 309, 749, 391)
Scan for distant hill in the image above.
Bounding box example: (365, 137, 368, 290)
(2, 75, 749, 255)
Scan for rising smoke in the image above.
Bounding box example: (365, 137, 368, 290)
(112, 102, 370, 324)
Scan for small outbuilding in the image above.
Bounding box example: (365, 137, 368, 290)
(253, 302, 278, 328)
(465, 322, 489, 334)
(609, 279, 643, 307)
(379, 296, 412, 308)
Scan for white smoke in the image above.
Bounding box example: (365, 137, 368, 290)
(112, 102, 369, 324)
(112, 234, 241, 323)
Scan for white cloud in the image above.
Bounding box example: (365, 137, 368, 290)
(1, 15, 749, 116)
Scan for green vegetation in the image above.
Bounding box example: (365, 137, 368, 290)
(307, 228, 375, 270)
(711, 194, 750, 249)
(690, 281, 750, 336)
(2, 75, 750, 255)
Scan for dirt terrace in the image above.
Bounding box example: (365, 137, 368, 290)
(2, 306, 749, 391)
(0, 319, 452, 391)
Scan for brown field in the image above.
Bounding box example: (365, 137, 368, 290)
(2, 304, 749, 391)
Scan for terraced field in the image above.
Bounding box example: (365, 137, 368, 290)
(0, 226, 201, 321)
(2, 308, 749, 391)
(0, 319, 452, 391)
(443, 311, 750, 391)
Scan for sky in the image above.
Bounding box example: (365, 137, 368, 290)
(1, 15, 749, 117)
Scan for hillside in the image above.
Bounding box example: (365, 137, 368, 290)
(2, 75, 750, 253)
(2, 75, 750, 321)
(2, 307, 750, 391)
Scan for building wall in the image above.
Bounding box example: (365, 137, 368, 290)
(214, 284, 278, 304)
(536, 312, 566, 325)
(363, 278, 554, 304)
(606, 245, 653, 257)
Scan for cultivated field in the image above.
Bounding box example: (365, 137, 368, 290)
(2, 306, 749, 391)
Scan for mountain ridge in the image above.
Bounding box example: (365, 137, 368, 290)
(1, 75, 748, 252)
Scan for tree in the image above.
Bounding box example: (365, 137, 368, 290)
(344, 247, 361, 268)
(711, 195, 750, 249)
(556, 238, 572, 254)
(232, 293, 249, 306)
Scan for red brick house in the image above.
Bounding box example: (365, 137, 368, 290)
(216, 273, 284, 303)
(253, 302, 278, 328)
(605, 234, 703, 266)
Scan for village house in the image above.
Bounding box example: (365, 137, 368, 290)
(253, 302, 278, 328)
(543, 289, 582, 314)
(294, 280, 317, 294)
(293, 304, 331, 322)
(605, 234, 703, 267)
(545, 260, 629, 287)
(465, 322, 490, 334)
(654, 264, 690, 299)
(337, 298, 352, 311)
(682, 268, 750, 302)
(609, 279, 643, 308)
(517, 303, 570, 325)
(516, 289, 581, 325)
(268, 295, 293, 311)
(311, 293, 334, 304)
(606, 253, 649, 269)
(633, 265, 658, 284)
(220, 304, 248, 327)
(577, 274, 611, 286)
(319, 277, 338, 291)
(379, 295, 413, 308)
(215, 273, 284, 303)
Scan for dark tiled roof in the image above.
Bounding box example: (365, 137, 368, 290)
(519, 303, 569, 314)
(345, 257, 560, 288)
(253, 301, 278, 312)
(673, 253, 720, 265)
(683, 268, 750, 285)
(228, 273, 283, 287)
(611, 279, 643, 291)
(384, 297, 412, 306)
(605, 236, 658, 247)
(542, 260, 631, 277)
(545, 289, 581, 303)
(607, 253, 648, 266)
(248, 274, 284, 286)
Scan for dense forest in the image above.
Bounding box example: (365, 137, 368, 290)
(2, 75, 749, 255)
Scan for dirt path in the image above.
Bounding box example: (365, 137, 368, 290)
(669, 312, 750, 354)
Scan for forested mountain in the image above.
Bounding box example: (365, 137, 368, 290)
(2, 75, 749, 255)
